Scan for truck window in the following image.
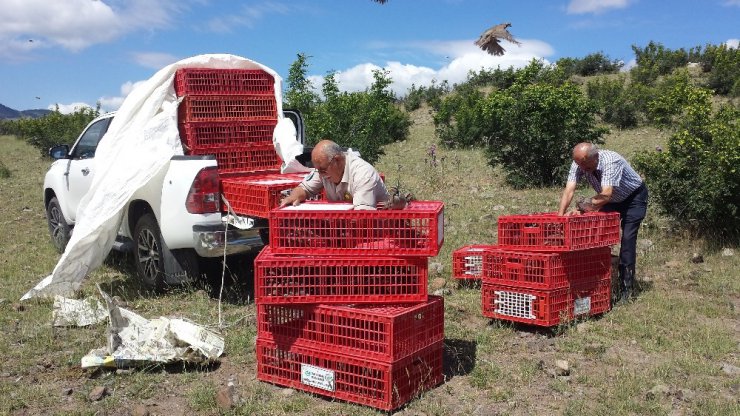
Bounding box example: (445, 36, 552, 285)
(71, 117, 112, 159)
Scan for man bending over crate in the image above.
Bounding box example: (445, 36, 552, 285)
(280, 139, 389, 210)
(557, 142, 649, 304)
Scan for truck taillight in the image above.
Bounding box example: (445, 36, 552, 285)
(186, 166, 221, 214)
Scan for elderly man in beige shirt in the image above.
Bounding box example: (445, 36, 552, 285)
(280, 139, 389, 210)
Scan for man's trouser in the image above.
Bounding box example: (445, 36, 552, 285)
(602, 183, 649, 296)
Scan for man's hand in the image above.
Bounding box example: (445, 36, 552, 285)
(279, 186, 308, 208)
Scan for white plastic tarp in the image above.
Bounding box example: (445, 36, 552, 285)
(22, 54, 303, 300)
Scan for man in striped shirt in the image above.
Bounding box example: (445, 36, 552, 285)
(557, 142, 649, 304)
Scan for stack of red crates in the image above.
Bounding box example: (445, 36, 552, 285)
(452, 212, 620, 327)
(175, 68, 305, 218)
(255, 201, 446, 411)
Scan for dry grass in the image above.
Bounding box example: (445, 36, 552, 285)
(1, 101, 739, 416)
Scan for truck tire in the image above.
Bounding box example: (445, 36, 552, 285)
(133, 213, 166, 292)
(46, 196, 71, 253)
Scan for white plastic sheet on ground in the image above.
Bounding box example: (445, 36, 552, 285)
(52, 295, 108, 327)
(22, 54, 303, 300)
(80, 288, 224, 369)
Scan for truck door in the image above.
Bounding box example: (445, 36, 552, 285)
(65, 117, 112, 222)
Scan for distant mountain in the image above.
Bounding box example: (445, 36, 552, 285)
(0, 103, 52, 120)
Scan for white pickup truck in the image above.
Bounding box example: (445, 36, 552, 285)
(43, 110, 306, 291)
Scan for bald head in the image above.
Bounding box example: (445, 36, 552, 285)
(572, 142, 599, 172)
(312, 139, 343, 163)
(311, 139, 346, 183)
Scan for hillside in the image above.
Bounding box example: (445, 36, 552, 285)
(0, 103, 51, 120)
(0, 107, 738, 415)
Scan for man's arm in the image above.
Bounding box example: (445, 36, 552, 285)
(558, 181, 578, 215)
(279, 185, 309, 207)
(590, 186, 613, 210)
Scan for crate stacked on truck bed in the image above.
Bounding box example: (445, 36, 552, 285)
(255, 201, 445, 411)
(175, 68, 310, 218)
(452, 212, 620, 327)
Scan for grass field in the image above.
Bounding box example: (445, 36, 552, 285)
(0, 106, 738, 415)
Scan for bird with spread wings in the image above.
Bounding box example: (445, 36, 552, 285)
(475, 22, 521, 56)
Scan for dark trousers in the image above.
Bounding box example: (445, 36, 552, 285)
(601, 183, 649, 292)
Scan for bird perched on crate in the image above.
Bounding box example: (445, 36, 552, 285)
(475, 22, 521, 56)
(380, 184, 414, 210)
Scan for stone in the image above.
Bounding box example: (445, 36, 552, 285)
(721, 248, 734, 257)
(130, 405, 150, 416)
(646, 384, 670, 400)
(88, 386, 107, 401)
(555, 360, 570, 376)
(429, 262, 444, 275)
(432, 288, 452, 296)
(431, 278, 447, 290)
(215, 386, 234, 410)
(492, 205, 505, 211)
(720, 362, 740, 376)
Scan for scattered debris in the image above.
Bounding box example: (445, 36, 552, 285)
(721, 248, 734, 257)
(721, 362, 740, 376)
(53, 295, 108, 327)
(80, 286, 224, 369)
(492, 205, 505, 211)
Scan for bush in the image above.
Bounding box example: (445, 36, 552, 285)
(646, 70, 713, 128)
(587, 75, 640, 128)
(483, 74, 607, 188)
(432, 83, 489, 148)
(1, 106, 100, 155)
(630, 41, 692, 85)
(283, 55, 410, 164)
(557, 52, 623, 77)
(402, 80, 450, 112)
(701, 44, 740, 96)
(634, 104, 739, 240)
(309, 70, 411, 164)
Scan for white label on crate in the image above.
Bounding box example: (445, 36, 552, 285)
(301, 364, 336, 392)
(574, 297, 591, 315)
(282, 203, 354, 211)
(437, 210, 444, 246)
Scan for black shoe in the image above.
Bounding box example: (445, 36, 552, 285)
(615, 288, 633, 306)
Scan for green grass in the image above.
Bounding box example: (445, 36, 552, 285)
(2, 104, 740, 416)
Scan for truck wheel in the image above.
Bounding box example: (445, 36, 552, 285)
(133, 213, 166, 292)
(46, 197, 71, 253)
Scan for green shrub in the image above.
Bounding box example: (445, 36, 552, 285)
(634, 104, 739, 240)
(630, 41, 693, 85)
(466, 66, 517, 90)
(284, 55, 410, 164)
(646, 70, 712, 128)
(432, 83, 489, 148)
(1, 106, 100, 156)
(701, 44, 740, 96)
(558, 52, 623, 77)
(402, 80, 450, 112)
(483, 75, 607, 188)
(587, 75, 640, 128)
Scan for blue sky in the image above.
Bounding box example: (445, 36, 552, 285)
(1, 0, 738, 113)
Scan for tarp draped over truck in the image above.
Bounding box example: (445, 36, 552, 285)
(22, 54, 302, 300)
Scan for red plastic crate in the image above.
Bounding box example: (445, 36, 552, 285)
(268, 201, 445, 256)
(174, 68, 275, 96)
(190, 144, 281, 174)
(256, 338, 443, 411)
(221, 172, 305, 218)
(481, 279, 611, 327)
(452, 245, 495, 280)
(258, 296, 443, 362)
(179, 120, 277, 152)
(178, 95, 278, 122)
(482, 246, 612, 289)
(254, 246, 428, 304)
(497, 212, 620, 251)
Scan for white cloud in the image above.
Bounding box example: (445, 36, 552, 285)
(726, 39, 740, 48)
(309, 38, 554, 98)
(0, 0, 185, 60)
(723, 0, 740, 6)
(132, 52, 180, 70)
(621, 58, 637, 72)
(49, 102, 94, 115)
(97, 80, 148, 112)
(567, 0, 631, 14)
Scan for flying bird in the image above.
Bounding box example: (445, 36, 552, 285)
(372, 0, 388, 3)
(475, 22, 521, 56)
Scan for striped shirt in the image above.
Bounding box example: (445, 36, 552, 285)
(567, 150, 643, 203)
